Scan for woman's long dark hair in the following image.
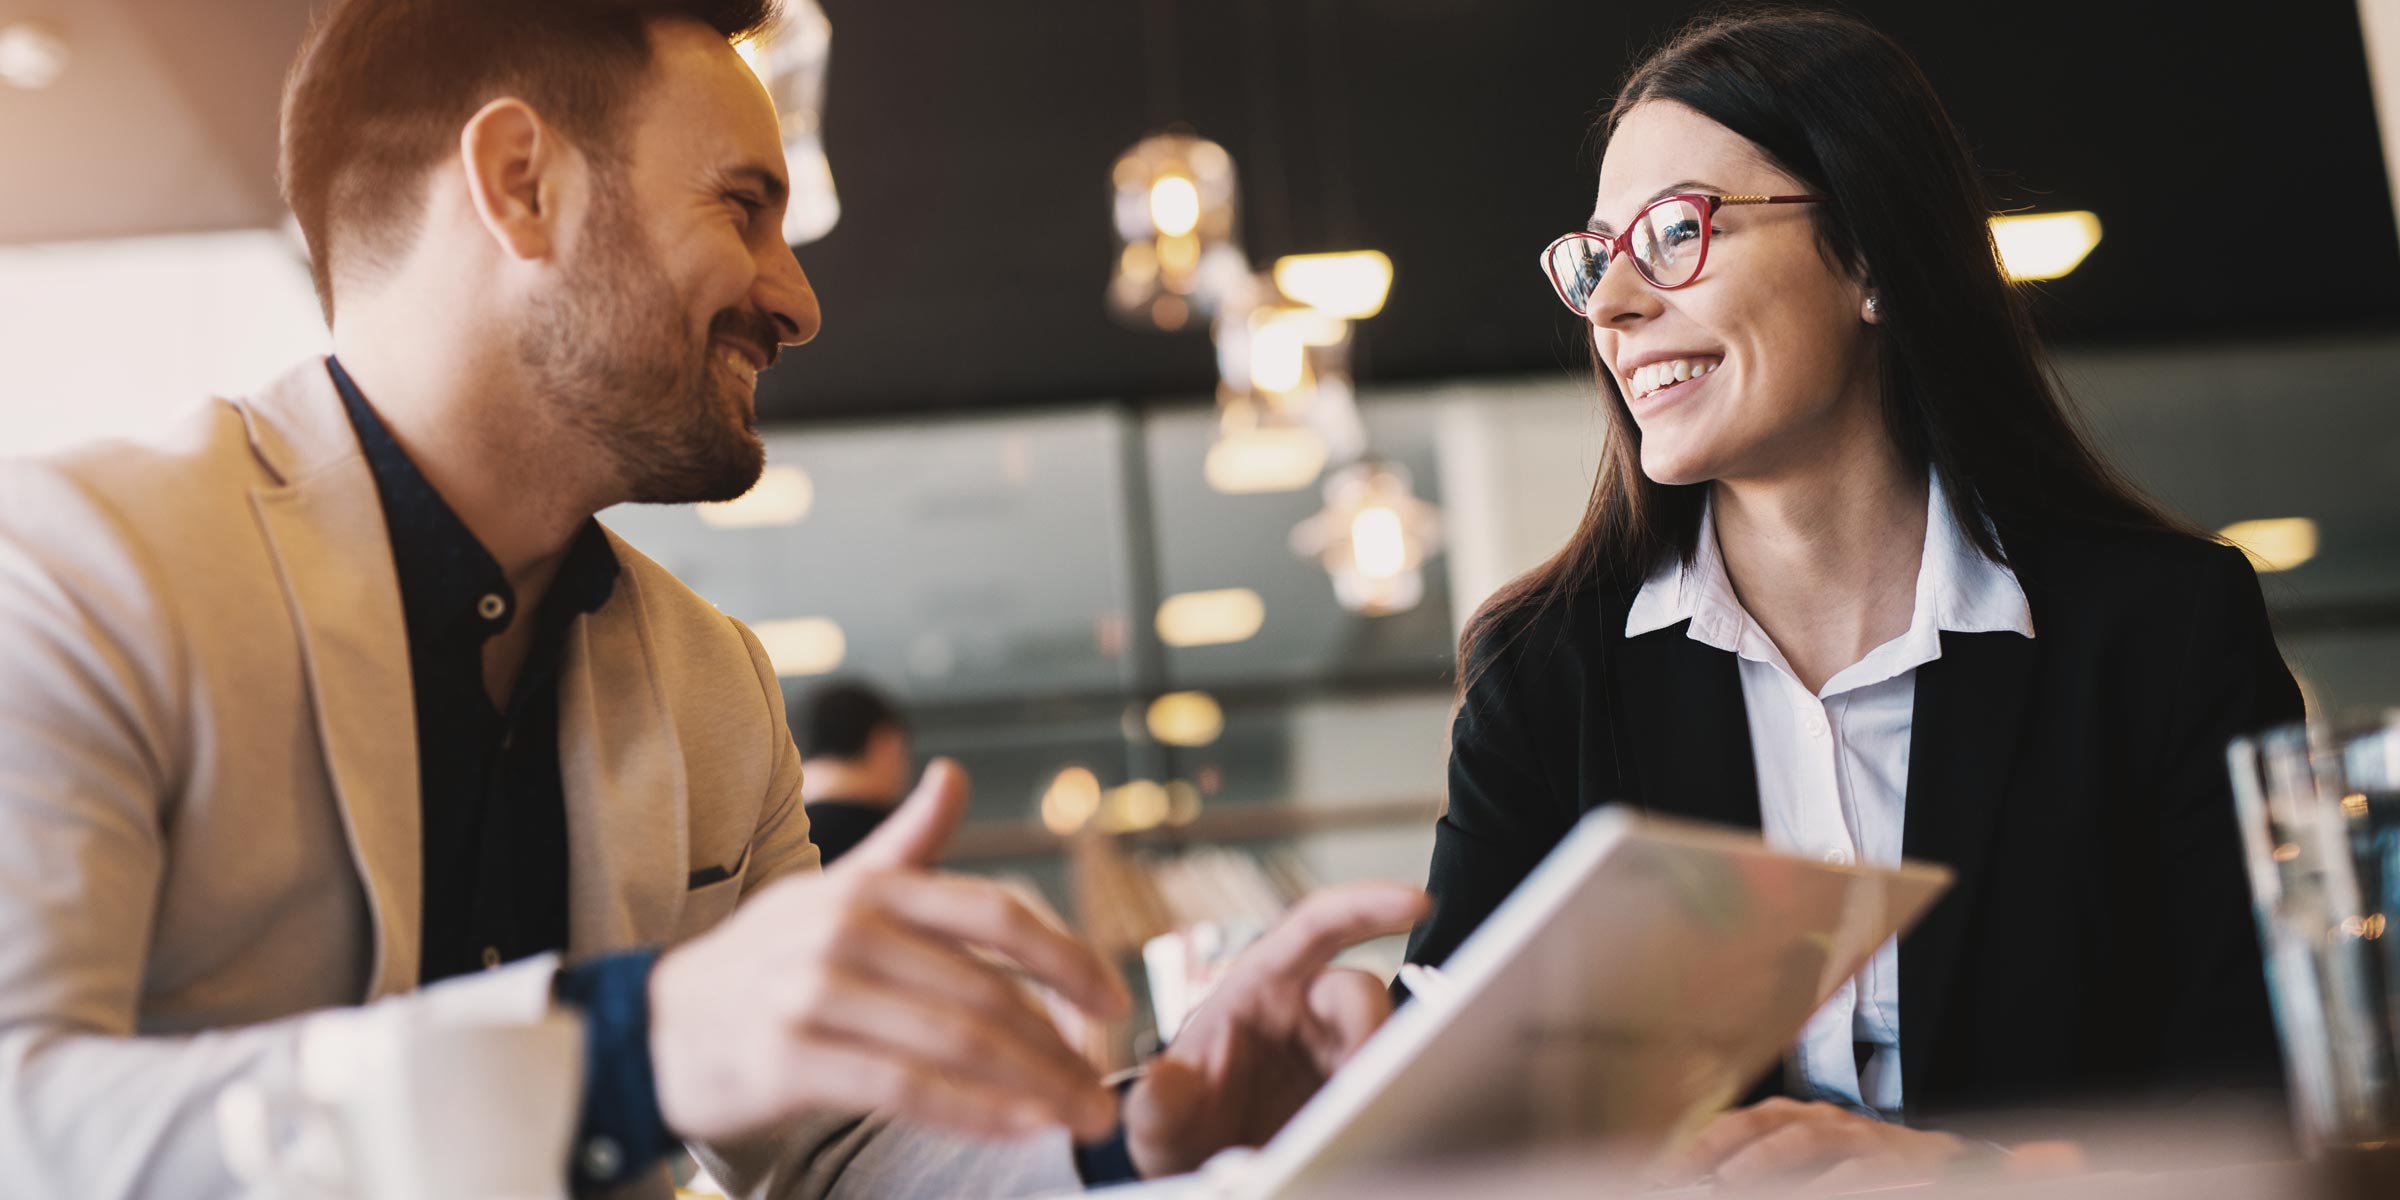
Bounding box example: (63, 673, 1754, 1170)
(1459, 6, 2192, 682)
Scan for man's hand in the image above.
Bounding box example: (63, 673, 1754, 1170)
(1123, 883, 1430, 1179)
(647, 759, 1131, 1144)
(1649, 1097, 1969, 1192)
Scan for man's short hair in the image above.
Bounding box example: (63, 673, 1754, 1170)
(278, 0, 776, 318)
(797, 681, 907, 760)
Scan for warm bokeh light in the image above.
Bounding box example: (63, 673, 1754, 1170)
(1248, 317, 1309, 394)
(698, 464, 814, 529)
(1040, 766, 1103, 835)
(1164, 781, 1203, 826)
(1146, 691, 1226, 747)
(1109, 133, 1243, 329)
(1272, 251, 1393, 319)
(1156, 588, 1267, 647)
(1204, 425, 1328, 494)
(752, 617, 847, 677)
(1350, 506, 1408, 579)
(1259, 305, 1351, 348)
(1149, 175, 1202, 238)
(1291, 461, 1445, 617)
(2220, 517, 2319, 573)
(1990, 211, 2102, 281)
(1102, 779, 1172, 832)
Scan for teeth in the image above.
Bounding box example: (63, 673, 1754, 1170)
(719, 347, 759, 385)
(1629, 356, 1720, 399)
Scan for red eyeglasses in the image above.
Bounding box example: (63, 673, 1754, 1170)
(1539, 192, 1831, 316)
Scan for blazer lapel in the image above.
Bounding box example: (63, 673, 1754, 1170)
(1899, 628, 2038, 1103)
(557, 553, 690, 954)
(243, 362, 424, 999)
(1612, 621, 1762, 831)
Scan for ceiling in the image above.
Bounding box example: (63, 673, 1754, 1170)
(5, 0, 2393, 421)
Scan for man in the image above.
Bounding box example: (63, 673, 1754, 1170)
(0, 0, 1423, 1195)
(793, 680, 910, 865)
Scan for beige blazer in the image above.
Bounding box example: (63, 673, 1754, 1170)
(0, 360, 1078, 1198)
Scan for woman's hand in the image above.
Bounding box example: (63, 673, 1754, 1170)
(1121, 884, 1429, 1179)
(1649, 1098, 1969, 1192)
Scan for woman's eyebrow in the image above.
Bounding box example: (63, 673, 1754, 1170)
(1588, 179, 1723, 234)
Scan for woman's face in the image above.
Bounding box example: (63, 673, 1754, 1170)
(1587, 101, 1881, 487)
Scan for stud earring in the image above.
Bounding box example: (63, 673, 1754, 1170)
(1866, 295, 1882, 318)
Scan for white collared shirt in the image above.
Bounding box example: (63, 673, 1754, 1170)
(1625, 471, 2034, 1116)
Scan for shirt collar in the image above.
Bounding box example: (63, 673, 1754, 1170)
(328, 356, 619, 649)
(1625, 469, 2033, 688)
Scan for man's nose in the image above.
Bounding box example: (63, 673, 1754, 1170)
(756, 240, 821, 348)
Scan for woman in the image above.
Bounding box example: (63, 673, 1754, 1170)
(1404, 7, 2302, 1189)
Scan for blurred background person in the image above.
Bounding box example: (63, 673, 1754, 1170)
(795, 678, 913, 863)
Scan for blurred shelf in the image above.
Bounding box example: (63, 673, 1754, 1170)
(945, 796, 1441, 864)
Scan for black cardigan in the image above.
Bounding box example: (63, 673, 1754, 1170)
(1404, 522, 2304, 1119)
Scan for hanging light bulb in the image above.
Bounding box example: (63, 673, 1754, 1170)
(735, 2, 840, 246)
(1108, 132, 1247, 331)
(1201, 272, 1367, 494)
(1290, 461, 1445, 616)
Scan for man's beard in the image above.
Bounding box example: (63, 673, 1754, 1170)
(513, 180, 767, 506)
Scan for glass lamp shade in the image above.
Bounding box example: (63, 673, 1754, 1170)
(1290, 461, 1445, 616)
(1107, 132, 1246, 331)
(1203, 273, 1365, 491)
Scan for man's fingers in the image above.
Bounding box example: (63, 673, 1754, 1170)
(838, 758, 971, 873)
(783, 1037, 1054, 1141)
(1229, 883, 1430, 988)
(835, 915, 1108, 1106)
(805, 970, 1116, 1140)
(869, 873, 1130, 1020)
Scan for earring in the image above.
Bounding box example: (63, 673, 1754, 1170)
(1866, 295, 1882, 318)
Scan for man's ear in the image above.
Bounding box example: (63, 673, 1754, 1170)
(458, 97, 564, 262)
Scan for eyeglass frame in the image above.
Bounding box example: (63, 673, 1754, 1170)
(1539, 192, 1833, 315)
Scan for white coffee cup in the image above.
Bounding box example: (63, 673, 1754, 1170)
(218, 1003, 585, 1199)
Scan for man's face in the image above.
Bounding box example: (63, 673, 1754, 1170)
(516, 18, 820, 506)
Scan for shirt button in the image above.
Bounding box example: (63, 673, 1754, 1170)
(481, 945, 502, 969)
(581, 1135, 624, 1182)
(1803, 714, 1828, 737)
(477, 593, 508, 622)
(1822, 847, 1854, 866)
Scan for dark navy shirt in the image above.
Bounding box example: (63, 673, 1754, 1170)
(328, 357, 675, 1191)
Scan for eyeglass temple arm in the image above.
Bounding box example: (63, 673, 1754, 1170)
(1710, 193, 1834, 208)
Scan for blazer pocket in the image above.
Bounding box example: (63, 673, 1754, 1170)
(686, 841, 753, 891)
